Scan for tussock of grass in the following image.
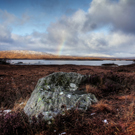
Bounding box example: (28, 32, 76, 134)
(12, 98, 28, 112)
(117, 93, 135, 101)
(91, 100, 114, 113)
(85, 84, 102, 98)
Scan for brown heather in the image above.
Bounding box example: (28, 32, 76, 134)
(0, 63, 135, 134)
(85, 84, 101, 97)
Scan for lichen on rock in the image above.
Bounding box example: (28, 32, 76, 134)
(24, 72, 98, 121)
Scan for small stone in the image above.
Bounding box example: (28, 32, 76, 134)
(59, 132, 66, 135)
(0, 109, 11, 116)
(91, 113, 95, 115)
(4, 110, 11, 113)
(47, 121, 51, 125)
(102, 119, 108, 124)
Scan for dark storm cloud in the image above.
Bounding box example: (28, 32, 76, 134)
(83, 0, 135, 33)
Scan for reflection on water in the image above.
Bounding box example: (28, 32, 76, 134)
(11, 60, 134, 66)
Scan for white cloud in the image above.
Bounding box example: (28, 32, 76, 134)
(0, 25, 13, 43)
(0, 9, 16, 25)
(0, 9, 31, 26)
(86, 53, 113, 57)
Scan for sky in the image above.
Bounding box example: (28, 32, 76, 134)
(0, 0, 135, 57)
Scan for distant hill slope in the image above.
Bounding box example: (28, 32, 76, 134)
(0, 50, 55, 59)
(0, 50, 134, 60)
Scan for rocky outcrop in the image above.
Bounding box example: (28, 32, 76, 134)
(24, 72, 98, 121)
(102, 63, 118, 67)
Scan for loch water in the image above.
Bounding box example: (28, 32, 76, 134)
(10, 60, 134, 66)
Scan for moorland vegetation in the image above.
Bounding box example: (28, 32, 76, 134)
(0, 64, 135, 134)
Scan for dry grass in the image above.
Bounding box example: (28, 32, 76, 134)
(122, 100, 135, 121)
(127, 122, 135, 135)
(118, 93, 135, 101)
(120, 100, 135, 135)
(12, 97, 28, 112)
(91, 100, 114, 113)
(85, 84, 101, 97)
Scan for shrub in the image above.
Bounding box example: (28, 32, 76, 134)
(0, 111, 30, 135)
(0, 58, 10, 65)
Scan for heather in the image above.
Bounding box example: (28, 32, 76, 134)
(0, 64, 135, 134)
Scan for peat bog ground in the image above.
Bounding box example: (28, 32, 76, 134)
(0, 64, 135, 135)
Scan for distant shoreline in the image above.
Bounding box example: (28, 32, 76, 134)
(0, 58, 135, 61)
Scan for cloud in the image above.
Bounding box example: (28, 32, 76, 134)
(0, 9, 16, 25)
(0, 25, 13, 43)
(42, 0, 135, 56)
(0, 0, 135, 57)
(31, 0, 90, 15)
(85, 0, 135, 33)
(0, 9, 32, 27)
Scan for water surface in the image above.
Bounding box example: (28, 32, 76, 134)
(11, 60, 134, 66)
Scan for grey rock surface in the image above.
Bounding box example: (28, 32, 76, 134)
(24, 72, 98, 121)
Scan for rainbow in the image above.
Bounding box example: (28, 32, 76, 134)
(57, 38, 66, 56)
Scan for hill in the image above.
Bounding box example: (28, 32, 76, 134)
(0, 50, 134, 61)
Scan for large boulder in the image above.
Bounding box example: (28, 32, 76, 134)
(24, 72, 98, 121)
